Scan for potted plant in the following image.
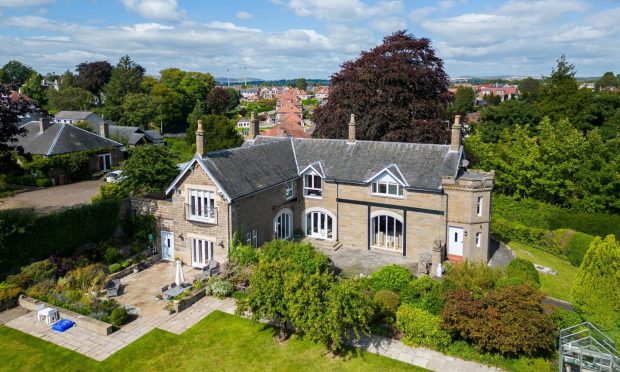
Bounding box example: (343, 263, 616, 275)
(293, 228, 303, 239)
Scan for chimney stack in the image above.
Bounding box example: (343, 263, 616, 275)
(99, 121, 109, 139)
(196, 119, 205, 157)
(248, 111, 259, 140)
(39, 116, 51, 133)
(450, 115, 462, 152)
(348, 114, 356, 143)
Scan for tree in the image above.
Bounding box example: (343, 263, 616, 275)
(571, 235, 620, 336)
(186, 101, 206, 143)
(519, 77, 540, 101)
(159, 68, 185, 90)
(122, 145, 179, 194)
(477, 99, 540, 142)
(0, 85, 31, 172)
(206, 87, 230, 115)
(58, 70, 76, 90)
(200, 115, 243, 152)
(450, 86, 476, 116)
(314, 30, 450, 143)
(119, 93, 156, 127)
(21, 72, 47, 105)
(73, 120, 92, 132)
(295, 78, 307, 91)
(178, 72, 215, 103)
(225, 88, 240, 111)
(595, 72, 617, 90)
(102, 55, 145, 121)
(75, 61, 112, 103)
(46, 87, 92, 112)
(151, 83, 185, 130)
(1, 60, 36, 87)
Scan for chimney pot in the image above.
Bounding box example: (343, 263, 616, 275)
(196, 119, 205, 157)
(99, 121, 109, 139)
(450, 115, 462, 152)
(39, 116, 51, 133)
(348, 114, 356, 143)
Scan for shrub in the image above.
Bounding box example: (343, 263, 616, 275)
(206, 277, 233, 299)
(19, 175, 36, 186)
(0, 282, 21, 303)
(92, 183, 130, 203)
(571, 235, 620, 335)
(567, 232, 595, 266)
(103, 246, 120, 264)
(442, 285, 556, 356)
(400, 276, 444, 315)
(122, 214, 156, 247)
(373, 289, 400, 323)
(396, 305, 450, 348)
(64, 264, 106, 293)
(506, 258, 540, 289)
(550, 308, 583, 330)
(369, 265, 413, 293)
(25, 279, 56, 299)
(6, 259, 57, 288)
(108, 263, 122, 273)
(260, 240, 330, 275)
(442, 261, 501, 298)
(35, 178, 52, 187)
(108, 307, 128, 326)
(229, 244, 259, 267)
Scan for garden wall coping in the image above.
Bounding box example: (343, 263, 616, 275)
(173, 287, 206, 313)
(109, 254, 161, 281)
(18, 296, 115, 336)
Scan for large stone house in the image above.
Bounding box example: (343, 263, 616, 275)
(133, 115, 493, 273)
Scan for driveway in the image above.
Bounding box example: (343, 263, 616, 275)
(0, 180, 104, 213)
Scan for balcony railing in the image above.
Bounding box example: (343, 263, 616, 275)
(185, 204, 217, 225)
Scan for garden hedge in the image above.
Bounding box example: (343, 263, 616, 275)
(0, 200, 121, 278)
(396, 304, 450, 348)
(369, 265, 413, 293)
(506, 258, 540, 289)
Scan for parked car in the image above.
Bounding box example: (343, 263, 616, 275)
(105, 170, 126, 183)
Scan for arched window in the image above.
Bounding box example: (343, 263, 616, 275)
(274, 209, 293, 240)
(371, 212, 404, 251)
(302, 208, 336, 240)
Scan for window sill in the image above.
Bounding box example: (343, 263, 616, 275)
(187, 217, 216, 224)
(370, 193, 404, 200)
(304, 195, 323, 199)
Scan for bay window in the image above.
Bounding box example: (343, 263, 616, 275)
(304, 173, 322, 198)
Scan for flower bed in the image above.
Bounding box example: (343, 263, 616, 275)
(108, 254, 161, 281)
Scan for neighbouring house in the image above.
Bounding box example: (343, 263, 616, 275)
(314, 86, 329, 101)
(236, 117, 251, 129)
(262, 117, 312, 139)
(132, 114, 494, 274)
(14, 117, 122, 184)
(475, 84, 519, 101)
(53, 111, 103, 126)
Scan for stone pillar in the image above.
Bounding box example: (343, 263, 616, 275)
(348, 114, 356, 143)
(450, 115, 462, 152)
(196, 119, 205, 157)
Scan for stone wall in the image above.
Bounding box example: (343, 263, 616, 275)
(108, 254, 161, 281)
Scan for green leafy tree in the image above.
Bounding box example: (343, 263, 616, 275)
(478, 99, 540, 142)
(519, 77, 541, 101)
(295, 78, 307, 91)
(159, 68, 185, 90)
(571, 235, 620, 337)
(46, 87, 92, 112)
(595, 71, 617, 90)
(119, 93, 156, 128)
(73, 120, 93, 132)
(122, 145, 179, 194)
(21, 72, 47, 105)
(58, 70, 76, 90)
(1, 60, 36, 86)
(151, 83, 185, 130)
(102, 55, 145, 121)
(186, 101, 206, 143)
(178, 72, 215, 103)
(450, 86, 476, 116)
(225, 88, 240, 111)
(206, 87, 230, 115)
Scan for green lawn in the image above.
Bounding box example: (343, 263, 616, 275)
(0, 311, 423, 372)
(508, 240, 577, 302)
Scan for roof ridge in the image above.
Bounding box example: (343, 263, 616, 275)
(46, 123, 65, 156)
(205, 138, 288, 157)
(290, 137, 450, 147)
(67, 122, 124, 146)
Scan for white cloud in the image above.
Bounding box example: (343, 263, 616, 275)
(272, 0, 403, 21)
(0, 0, 53, 7)
(235, 11, 253, 20)
(120, 0, 185, 20)
(409, 6, 437, 23)
(370, 17, 406, 33)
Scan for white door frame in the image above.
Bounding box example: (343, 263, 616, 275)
(160, 231, 174, 261)
(448, 226, 464, 258)
(303, 209, 335, 240)
(191, 238, 213, 268)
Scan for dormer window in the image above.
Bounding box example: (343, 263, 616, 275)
(304, 172, 322, 198)
(366, 167, 406, 198)
(372, 180, 403, 197)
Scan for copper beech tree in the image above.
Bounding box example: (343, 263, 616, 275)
(314, 30, 451, 143)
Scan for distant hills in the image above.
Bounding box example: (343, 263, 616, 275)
(215, 77, 329, 86)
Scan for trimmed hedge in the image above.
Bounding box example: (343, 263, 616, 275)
(506, 258, 540, 289)
(0, 200, 121, 277)
(396, 304, 450, 348)
(567, 232, 595, 267)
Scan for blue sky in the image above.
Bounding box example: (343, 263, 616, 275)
(0, 0, 619, 79)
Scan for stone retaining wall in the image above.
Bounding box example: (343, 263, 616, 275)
(108, 254, 161, 281)
(18, 296, 115, 336)
(173, 288, 206, 313)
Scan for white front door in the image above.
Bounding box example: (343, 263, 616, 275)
(161, 231, 174, 260)
(448, 226, 464, 260)
(191, 238, 213, 268)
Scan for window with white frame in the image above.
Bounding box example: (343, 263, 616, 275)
(98, 153, 111, 171)
(245, 228, 258, 247)
(303, 172, 322, 197)
(371, 214, 404, 251)
(274, 209, 293, 240)
(188, 189, 216, 223)
(285, 180, 295, 199)
(371, 172, 403, 197)
(191, 238, 213, 267)
(476, 196, 483, 216)
(475, 232, 481, 248)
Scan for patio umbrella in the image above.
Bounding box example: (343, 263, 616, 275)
(175, 259, 185, 286)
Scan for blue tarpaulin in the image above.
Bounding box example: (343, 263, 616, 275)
(52, 319, 75, 332)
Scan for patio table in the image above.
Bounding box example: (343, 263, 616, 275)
(37, 307, 59, 324)
(163, 285, 186, 300)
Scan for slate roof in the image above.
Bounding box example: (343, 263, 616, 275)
(15, 122, 122, 156)
(169, 135, 463, 200)
(55, 111, 97, 121)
